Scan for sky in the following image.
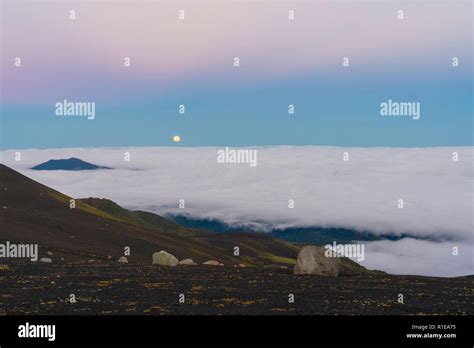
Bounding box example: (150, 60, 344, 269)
(2, 146, 472, 276)
(1, 0, 473, 149)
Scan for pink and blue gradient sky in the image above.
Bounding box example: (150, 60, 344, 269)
(1, 0, 472, 149)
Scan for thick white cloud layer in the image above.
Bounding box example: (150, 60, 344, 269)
(356, 239, 472, 277)
(1, 146, 472, 276)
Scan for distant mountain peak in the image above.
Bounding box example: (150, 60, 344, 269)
(31, 157, 111, 171)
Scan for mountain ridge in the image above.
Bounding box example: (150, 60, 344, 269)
(169, 215, 403, 245)
(31, 157, 111, 171)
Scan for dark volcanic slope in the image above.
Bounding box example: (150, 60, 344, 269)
(0, 164, 301, 266)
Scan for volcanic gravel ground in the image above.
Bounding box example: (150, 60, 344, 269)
(0, 261, 472, 315)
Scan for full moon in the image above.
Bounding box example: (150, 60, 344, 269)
(173, 135, 181, 142)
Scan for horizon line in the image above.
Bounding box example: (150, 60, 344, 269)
(1, 144, 474, 152)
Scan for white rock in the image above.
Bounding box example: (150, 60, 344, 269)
(118, 256, 128, 263)
(152, 251, 179, 266)
(178, 258, 197, 266)
(293, 245, 340, 277)
(203, 260, 221, 266)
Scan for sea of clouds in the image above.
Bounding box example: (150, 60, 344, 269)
(1, 146, 472, 276)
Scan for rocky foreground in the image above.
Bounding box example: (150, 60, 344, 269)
(0, 260, 472, 315)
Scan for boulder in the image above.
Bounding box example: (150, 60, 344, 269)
(203, 260, 221, 266)
(118, 256, 128, 263)
(152, 251, 179, 266)
(293, 245, 340, 277)
(40, 258, 52, 263)
(178, 258, 197, 266)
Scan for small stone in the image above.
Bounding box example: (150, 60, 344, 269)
(203, 260, 221, 266)
(118, 256, 128, 263)
(178, 258, 197, 266)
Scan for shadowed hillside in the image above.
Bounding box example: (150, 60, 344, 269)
(0, 164, 306, 267)
(79, 198, 209, 237)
